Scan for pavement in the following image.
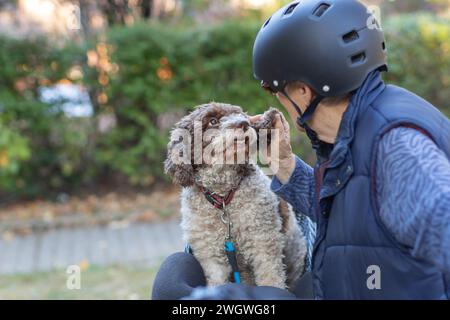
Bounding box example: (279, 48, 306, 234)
(0, 220, 183, 275)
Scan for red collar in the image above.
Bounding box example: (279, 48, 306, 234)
(198, 183, 240, 210)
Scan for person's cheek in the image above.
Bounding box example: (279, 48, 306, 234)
(276, 94, 303, 131)
(295, 123, 305, 132)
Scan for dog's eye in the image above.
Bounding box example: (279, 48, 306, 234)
(209, 117, 218, 125)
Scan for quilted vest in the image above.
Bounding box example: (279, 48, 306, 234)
(311, 82, 450, 299)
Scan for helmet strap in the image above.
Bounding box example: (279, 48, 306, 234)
(280, 90, 324, 149)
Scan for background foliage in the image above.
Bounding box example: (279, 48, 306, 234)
(384, 14, 450, 115)
(0, 13, 449, 199)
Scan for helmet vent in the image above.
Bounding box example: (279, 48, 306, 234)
(263, 17, 271, 28)
(382, 41, 386, 50)
(351, 52, 366, 64)
(313, 3, 330, 17)
(343, 31, 359, 43)
(283, 2, 299, 16)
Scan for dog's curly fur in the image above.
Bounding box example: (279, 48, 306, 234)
(164, 102, 307, 290)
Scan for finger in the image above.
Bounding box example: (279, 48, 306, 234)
(273, 114, 285, 130)
(248, 115, 263, 124)
(274, 114, 289, 136)
(278, 112, 290, 132)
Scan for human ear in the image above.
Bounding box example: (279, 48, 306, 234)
(290, 82, 314, 106)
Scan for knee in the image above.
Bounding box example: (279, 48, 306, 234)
(151, 252, 206, 300)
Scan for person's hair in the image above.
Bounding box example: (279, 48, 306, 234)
(286, 81, 351, 106)
(321, 95, 350, 106)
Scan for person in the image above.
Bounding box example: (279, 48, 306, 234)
(152, 0, 450, 300)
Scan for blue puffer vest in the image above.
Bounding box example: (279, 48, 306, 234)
(312, 72, 450, 300)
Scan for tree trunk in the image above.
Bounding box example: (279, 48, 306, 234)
(140, 0, 152, 19)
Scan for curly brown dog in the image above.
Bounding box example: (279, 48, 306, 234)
(164, 102, 307, 290)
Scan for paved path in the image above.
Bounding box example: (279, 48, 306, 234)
(0, 220, 183, 275)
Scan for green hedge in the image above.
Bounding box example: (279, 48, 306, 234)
(0, 36, 93, 197)
(384, 14, 450, 117)
(92, 20, 275, 186)
(0, 13, 449, 198)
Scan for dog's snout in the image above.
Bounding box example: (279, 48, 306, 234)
(227, 120, 249, 132)
(221, 114, 251, 131)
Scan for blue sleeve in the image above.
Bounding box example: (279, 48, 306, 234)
(271, 156, 316, 222)
(376, 127, 450, 274)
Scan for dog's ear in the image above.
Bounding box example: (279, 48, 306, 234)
(164, 116, 195, 187)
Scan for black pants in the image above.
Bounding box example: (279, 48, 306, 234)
(151, 252, 314, 300)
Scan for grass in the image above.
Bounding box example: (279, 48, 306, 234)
(0, 264, 159, 300)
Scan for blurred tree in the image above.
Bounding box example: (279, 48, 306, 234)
(180, 0, 233, 23)
(0, 35, 94, 198)
(94, 0, 174, 26)
(0, 0, 13, 9)
(78, 0, 94, 38)
(0, 10, 448, 198)
(386, 0, 449, 13)
(366, 0, 450, 15)
(140, 0, 153, 18)
(384, 13, 450, 117)
(97, 0, 129, 25)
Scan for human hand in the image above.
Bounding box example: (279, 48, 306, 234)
(249, 109, 296, 184)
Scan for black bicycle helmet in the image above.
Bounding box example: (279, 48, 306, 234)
(253, 0, 388, 97)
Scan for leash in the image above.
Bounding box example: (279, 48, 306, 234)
(222, 201, 241, 284)
(198, 184, 242, 284)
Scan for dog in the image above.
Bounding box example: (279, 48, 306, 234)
(164, 102, 307, 290)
